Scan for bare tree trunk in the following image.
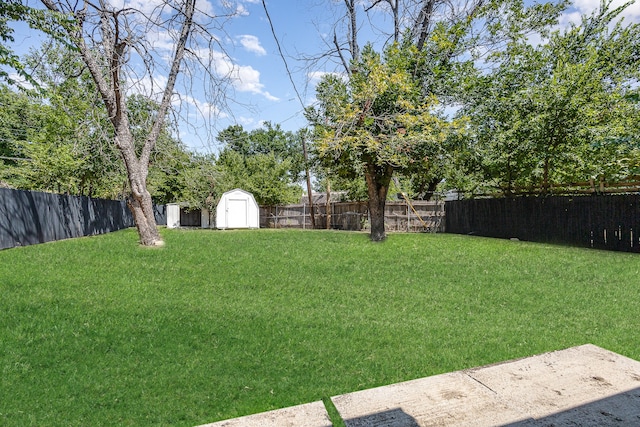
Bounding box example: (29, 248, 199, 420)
(117, 131, 162, 245)
(127, 191, 160, 245)
(420, 177, 441, 200)
(302, 134, 315, 228)
(41, 0, 196, 246)
(345, 0, 359, 62)
(414, 0, 437, 51)
(366, 0, 399, 42)
(365, 161, 393, 242)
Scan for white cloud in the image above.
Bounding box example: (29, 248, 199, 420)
(116, 0, 165, 15)
(126, 73, 168, 99)
(261, 91, 280, 102)
(307, 71, 343, 85)
(238, 35, 267, 56)
(124, 70, 228, 125)
(195, 0, 216, 17)
(201, 49, 279, 100)
(234, 64, 263, 91)
(610, 0, 640, 21)
(560, 0, 640, 26)
(176, 93, 224, 118)
(238, 116, 256, 126)
(7, 73, 35, 91)
(236, 4, 250, 16)
(144, 28, 176, 52)
(222, 0, 249, 16)
(558, 11, 583, 27)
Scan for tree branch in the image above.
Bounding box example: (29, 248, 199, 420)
(345, 0, 359, 62)
(141, 0, 196, 166)
(414, 0, 437, 51)
(334, 31, 351, 75)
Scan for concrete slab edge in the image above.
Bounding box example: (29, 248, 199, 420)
(194, 400, 332, 427)
(196, 344, 640, 427)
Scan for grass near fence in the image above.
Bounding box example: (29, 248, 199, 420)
(1, 228, 639, 426)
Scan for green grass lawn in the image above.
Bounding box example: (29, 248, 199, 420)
(1, 228, 639, 426)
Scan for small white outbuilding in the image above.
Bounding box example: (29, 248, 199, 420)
(216, 188, 260, 229)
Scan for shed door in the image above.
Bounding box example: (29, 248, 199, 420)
(226, 198, 248, 228)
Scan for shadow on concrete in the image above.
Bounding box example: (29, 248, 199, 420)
(501, 386, 640, 427)
(343, 407, 419, 427)
(340, 387, 640, 427)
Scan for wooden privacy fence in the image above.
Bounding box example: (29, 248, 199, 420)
(445, 195, 640, 252)
(260, 200, 445, 233)
(0, 188, 166, 250)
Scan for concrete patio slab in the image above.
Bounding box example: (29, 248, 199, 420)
(195, 401, 331, 427)
(331, 370, 527, 426)
(332, 344, 640, 426)
(468, 343, 640, 423)
(196, 344, 640, 427)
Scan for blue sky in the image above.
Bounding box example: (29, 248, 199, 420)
(185, 0, 387, 149)
(6, 0, 640, 153)
(209, 1, 326, 136)
(209, 0, 639, 134)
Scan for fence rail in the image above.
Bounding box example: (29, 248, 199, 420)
(0, 188, 166, 250)
(260, 200, 445, 233)
(479, 177, 640, 197)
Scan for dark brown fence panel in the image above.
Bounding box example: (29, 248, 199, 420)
(445, 195, 640, 252)
(0, 188, 166, 250)
(326, 202, 368, 230)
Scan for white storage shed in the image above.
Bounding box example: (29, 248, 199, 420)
(216, 189, 260, 229)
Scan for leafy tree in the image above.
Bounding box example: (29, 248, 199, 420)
(172, 152, 218, 210)
(216, 122, 305, 181)
(456, 0, 640, 195)
(1, 1, 71, 86)
(37, 0, 241, 246)
(305, 0, 566, 239)
(312, 171, 369, 202)
(0, 84, 42, 187)
(307, 43, 457, 241)
(0, 84, 88, 194)
(0, 0, 29, 84)
(17, 41, 124, 196)
(1, 44, 198, 200)
(217, 150, 300, 206)
(215, 123, 303, 206)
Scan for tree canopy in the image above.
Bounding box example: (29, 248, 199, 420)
(308, 43, 461, 240)
(451, 0, 640, 196)
(215, 123, 304, 206)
